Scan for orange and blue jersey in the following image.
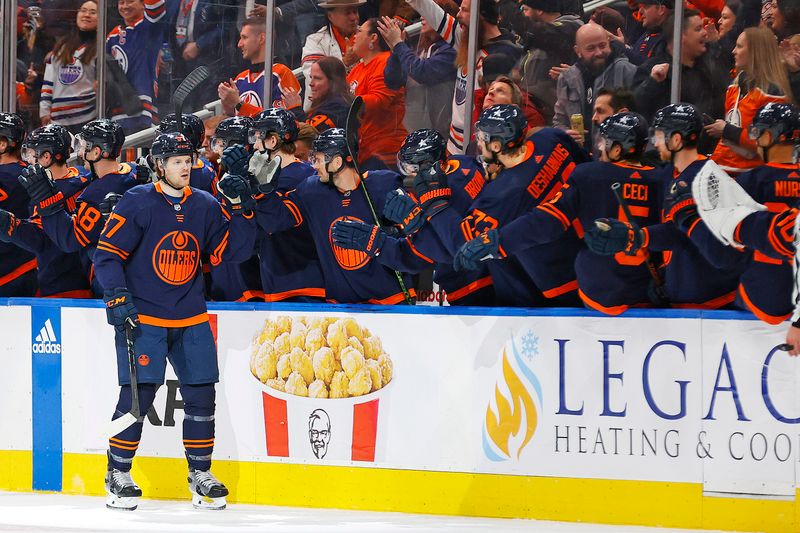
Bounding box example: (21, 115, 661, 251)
(642, 159, 748, 308)
(93, 182, 256, 326)
(190, 156, 216, 194)
(9, 169, 92, 297)
(500, 160, 668, 315)
(0, 160, 37, 293)
(733, 163, 800, 323)
(105, 0, 178, 131)
(233, 63, 302, 118)
(254, 170, 416, 305)
(426, 128, 589, 306)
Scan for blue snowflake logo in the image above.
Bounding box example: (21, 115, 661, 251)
(520, 330, 538, 361)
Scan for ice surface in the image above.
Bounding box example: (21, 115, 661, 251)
(0, 491, 736, 533)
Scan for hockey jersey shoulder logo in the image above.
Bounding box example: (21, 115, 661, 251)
(152, 230, 200, 285)
(329, 216, 370, 271)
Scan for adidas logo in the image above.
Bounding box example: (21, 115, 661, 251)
(32, 319, 61, 354)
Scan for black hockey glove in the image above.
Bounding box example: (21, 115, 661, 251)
(221, 145, 250, 177)
(664, 179, 699, 233)
(454, 229, 501, 271)
(331, 219, 385, 257)
(217, 173, 255, 213)
(99, 193, 123, 225)
(18, 164, 65, 215)
(585, 218, 644, 256)
(413, 164, 451, 219)
(383, 189, 424, 235)
(103, 288, 140, 331)
(0, 209, 18, 243)
(134, 156, 157, 184)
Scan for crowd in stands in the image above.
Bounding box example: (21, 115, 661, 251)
(6, 0, 800, 328)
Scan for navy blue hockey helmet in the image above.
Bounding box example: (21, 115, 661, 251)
(159, 113, 205, 151)
(651, 103, 702, 146)
(0, 113, 25, 149)
(397, 129, 446, 176)
(151, 132, 194, 163)
(475, 104, 528, 152)
(23, 124, 71, 163)
(212, 116, 254, 153)
(598, 112, 649, 158)
(749, 102, 800, 144)
(311, 127, 352, 163)
(79, 119, 125, 159)
(250, 108, 299, 145)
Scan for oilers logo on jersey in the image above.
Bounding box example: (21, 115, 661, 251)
(58, 63, 83, 85)
(110, 45, 129, 73)
(328, 216, 370, 270)
(153, 230, 200, 285)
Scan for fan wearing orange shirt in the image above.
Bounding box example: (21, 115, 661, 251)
(347, 18, 408, 170)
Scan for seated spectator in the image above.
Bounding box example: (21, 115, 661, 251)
(301, 0, 363, 110)
(553, 23, 637, 147)
(507, 0, 582, 124)
(40, 0, 97, 134)
(627, 0, 672, 65)
(590, 87, 635, 152)
(347, 18, 408, 169)
(632, 9, 730, 151)
(407, 0, 522, 153)
(288, 56, 353, 131)
(706, 27, 792, 173)
(217, 17, 302, 118)
(380, 8, 458, 137)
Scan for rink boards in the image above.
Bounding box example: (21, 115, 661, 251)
(0, 297, 799, 532)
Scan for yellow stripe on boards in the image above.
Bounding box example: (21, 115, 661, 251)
(0, 452, 778, 533)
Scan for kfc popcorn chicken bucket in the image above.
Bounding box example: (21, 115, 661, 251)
(249, 316, 393, 462)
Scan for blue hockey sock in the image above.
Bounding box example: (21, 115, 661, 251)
(107, 384, 158, 472)
(181, 383, 216, 471)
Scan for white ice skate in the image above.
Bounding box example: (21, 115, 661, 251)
(105, 468, 142, 511)
(188, 469, 228, 510)
(691, 159, 766, 248)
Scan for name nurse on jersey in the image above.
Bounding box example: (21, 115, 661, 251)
(153, 230, 200, 285)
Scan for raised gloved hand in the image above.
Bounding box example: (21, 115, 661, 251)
(217, 173, 255, 212)
(134, 156, 157, 184)
(383, 189, 423, 235)
(103, 288, 140, 331)
(0, 209, 18, 243)
(331, 218, 385, 257)
(454, 229, 500, 271)
(664, 179, 699, 233)
(99, 193, 123, 224)
(413, 164, 450, 218)
(18, 164, 64, 215)
(585, 218, 644, 256)
(221, 145, 250, 177)
(248, 152, 281, 195)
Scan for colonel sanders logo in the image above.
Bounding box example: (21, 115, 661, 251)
(308, 409, 331, 459)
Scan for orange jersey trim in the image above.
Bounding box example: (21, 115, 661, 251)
(367, 288, 416, 305)
(446, 276, 493, 302)
(737, 284, 791, 325)
(264, 287, 326, 302)
(542, 279, 578, 299)
(579, 289, 629, 316)
(138, 313, 209, 328)
(235, 290, 266, 302)
(671, 291, 735, 309)
(0, 259, 37, 286)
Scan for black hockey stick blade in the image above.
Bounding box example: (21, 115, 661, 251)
(171, 66, 210, 132)
(107, 319, 140, 438)
(345, 96, 365, 164)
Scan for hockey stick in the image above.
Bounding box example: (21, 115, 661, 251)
(107, 319, 141, 438)
(611, 182, 665, 293)
(171, 66, 210, 134)
(345, 96, 414, 305)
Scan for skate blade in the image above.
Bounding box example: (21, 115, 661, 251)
(105, 493, 138, 511)
(191, 493, 226, 510)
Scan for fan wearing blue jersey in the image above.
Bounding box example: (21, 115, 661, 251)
(18, 120, 145, 296)
(94, 132, 255, 511)
(1, 123, 92, 298)
(586, 103, 748, 308)
(0, 113, 37, 296)
(223, 127, 421, 304)
(223, 108, 326, 302)
(455, 113, 669, 315)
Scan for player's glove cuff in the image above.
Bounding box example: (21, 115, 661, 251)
(585, 218, 644, 256)
(37, 191, 66, 216)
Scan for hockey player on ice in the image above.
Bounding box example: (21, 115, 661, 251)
(92, 132, 256, 510)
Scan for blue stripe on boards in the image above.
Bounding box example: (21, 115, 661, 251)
(31, 306, 62, 491)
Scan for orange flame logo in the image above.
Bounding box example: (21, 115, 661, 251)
(484, 349, 537, 460)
